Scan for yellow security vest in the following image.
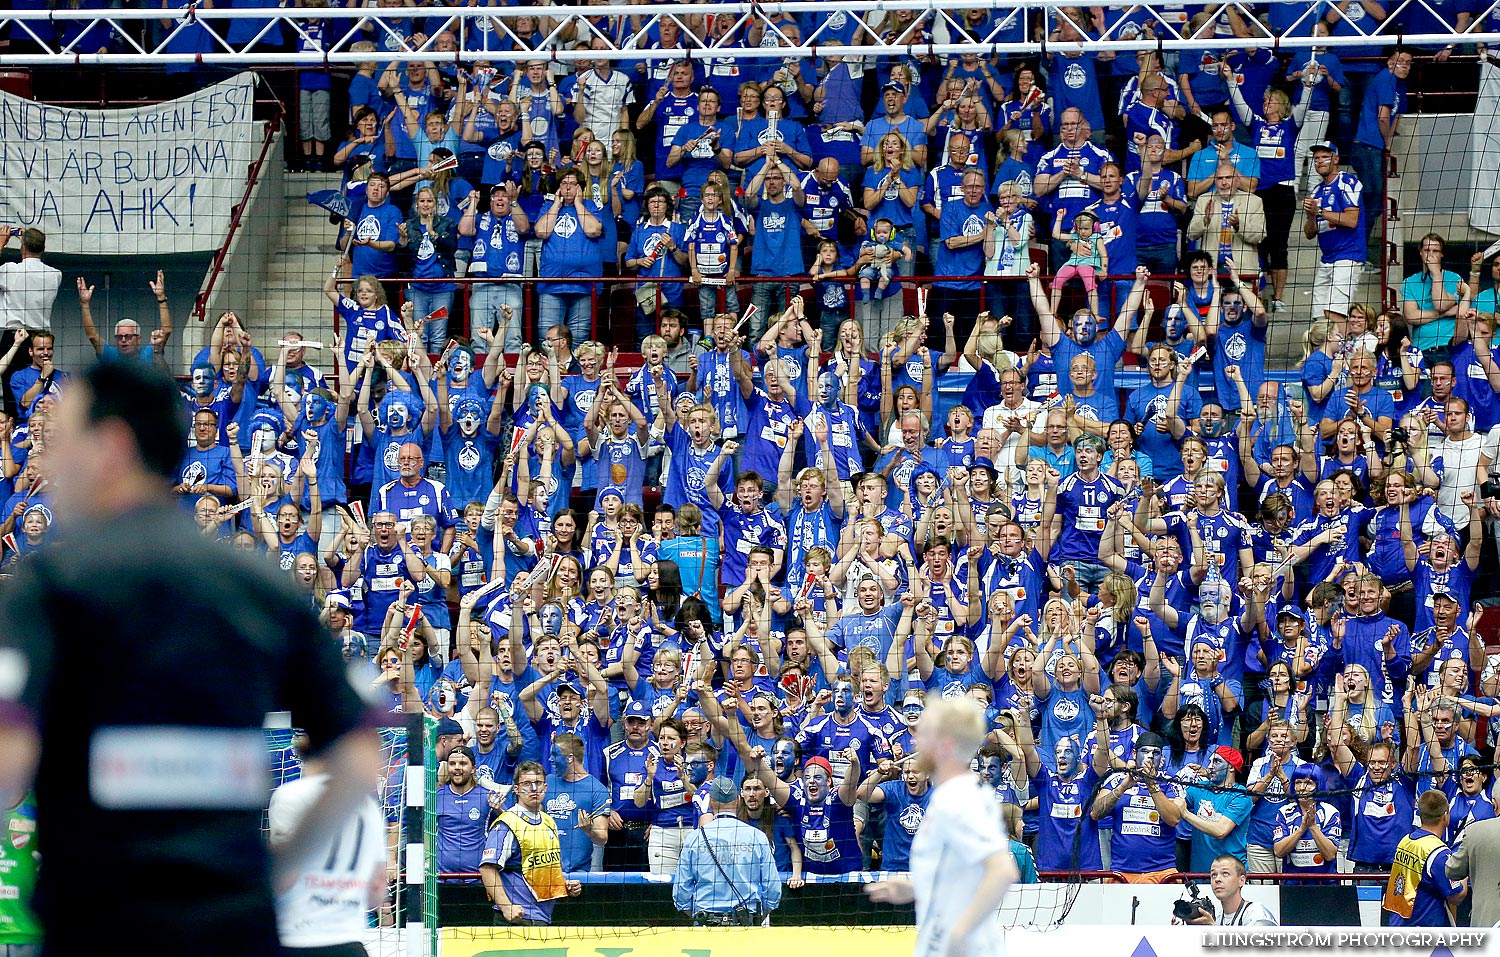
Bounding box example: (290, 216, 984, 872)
(1382, 830, 1447, 920)
(497, 808, 569, 903)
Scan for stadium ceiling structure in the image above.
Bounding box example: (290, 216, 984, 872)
(0, 1, 1496, 66)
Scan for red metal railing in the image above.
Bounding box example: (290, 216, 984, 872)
(195, 97, 287, 325)
(363, 270, 1185, 348)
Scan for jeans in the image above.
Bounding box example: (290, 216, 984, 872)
(540, 291, 595, 344)
(749, 280, 792, 341)
(1137, 242, 1180, 278)
(1055, 559, 1109, 593)
(1336, 72, 1374, 155)
(407, 286, 455, 352)
(1350, 142, 1386, 266)
(926, 286, 981, 348)
(696, 280, 740, 324)
(468, 280, 524, 353)
(988, 276, 1035, 352)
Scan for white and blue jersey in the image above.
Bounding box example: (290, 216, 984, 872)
(663, 424, 733, 539)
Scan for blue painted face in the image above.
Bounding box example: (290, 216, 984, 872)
(818, 371, 840, 408)
(833, 681, 854, 715)
(455, 399, 484, 436)
(450, 348, 474, 382)
(304, 393, 331, 424)
(385, 401, 410, 432)
(252, 423, 278, 452)
(529, 386, 547, 415)
(190, 365, 216, 397)
(687, 756, 711, 786)
(1208, 754, 1231, 786)
(1164, 306, 1188, 342)
(1054, 737, 1078, 776)
(549, 745, 569, 776)
(771, 740, 798, 779)
(1070, 313, 1097, 344)
(540, 604, 563, 636)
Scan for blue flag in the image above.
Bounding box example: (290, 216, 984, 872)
(307, 189, 349, 218)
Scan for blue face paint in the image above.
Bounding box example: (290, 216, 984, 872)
(450, 348, 474, 381)
(1071, 314, 1097, 344)
(304, 393, 331, 424)
(818, 371, 840, 409)
(385, 402, 410, 432)
(549, 746, 569, 776)
(771, 740, 797, 780)
(540, 605, 563, 636)
(833, 682, 854, 715)
(455, 399, 485, 435)
(1164, 307, 1188, 342)
(687, 758, 711, 786)
(1209, 756, 1231, 786)
(190, 366, 216, 397)
(1055, 738, 1077, 775)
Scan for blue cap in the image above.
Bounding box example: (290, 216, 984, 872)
(882, 80, 907, 96)
(1308, 140, 1338, 155)
(623, 699, 651, 720)
(708, 776, 738, 803)
(556, 677, 585, 697)
(435, 717, 464, 737)
(599, 484, 627, 504)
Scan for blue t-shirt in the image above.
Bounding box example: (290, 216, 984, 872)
(1052, 330, 1125, 418)
(434, 783, 490, 876)
(1184, 784, 1254, 871)
(749, 194, 805, 277)
(1033, 765, 1103, 871)
(544, 773, 611, 873)
(539, 200, 606, 295)
(349, 199, 404, 277)
(1356, 68, 1406, 150)
(933, 197, 995, 291)
(876, 781, 931, 870)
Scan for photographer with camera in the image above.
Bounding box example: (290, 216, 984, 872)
(1178, 854, 1278, 925)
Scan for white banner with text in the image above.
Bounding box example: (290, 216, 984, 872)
(0, 72, 257, 255)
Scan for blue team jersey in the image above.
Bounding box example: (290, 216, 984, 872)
(1348, 764, 1418, 866)
(1273, 801, 1342, 878)
(717, 502, 786, 588)
(1309, 170, 1366, 263)
(1052, 472, 1125, 562)
(1032, 765, 1103, 871)
(434, 784, 490, 877)
(1104, 775, 1183, 872)
(664, 424, 733, 538)
(786, 782, 860, 875)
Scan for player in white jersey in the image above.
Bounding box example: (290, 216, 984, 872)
(269, 749, 388, 957)
(867, 698, 1018, 957)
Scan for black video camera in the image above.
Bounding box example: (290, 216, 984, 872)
(1173, 881, 1216, 924)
